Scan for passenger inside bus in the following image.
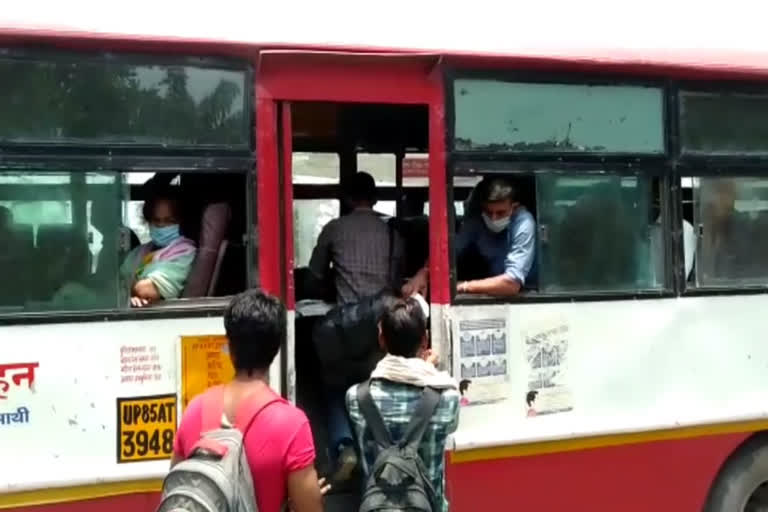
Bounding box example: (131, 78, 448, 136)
(308, 171, 404, 305)
(697, 177, 768, 282)
(403, 177, 537, 297)
(120, 187, 197, 308)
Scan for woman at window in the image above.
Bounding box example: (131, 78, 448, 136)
(120, 189, 197, 308)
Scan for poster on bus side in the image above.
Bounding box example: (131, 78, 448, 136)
(522, 315, 573, 417)
(180, 335, 235, 410)
(457, 317, 509, 406)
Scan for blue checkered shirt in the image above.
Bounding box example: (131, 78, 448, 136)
(346, 379, 460, 512)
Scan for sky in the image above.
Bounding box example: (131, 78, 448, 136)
(2, 0, 768, 70)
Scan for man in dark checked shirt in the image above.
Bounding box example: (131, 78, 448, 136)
(309, 171, 404, 305)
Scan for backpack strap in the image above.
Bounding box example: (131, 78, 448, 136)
(357, 379, 393, 449)
(400, 387, 441, 451)
(234, 389, 281, 437)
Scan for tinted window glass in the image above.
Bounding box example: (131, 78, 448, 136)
(693, 177, 768, 286)
(454, 80, 664, 154)
(0, 55, 248, 146)
(680, 91, 768, 154)
(0, 171, 126, 313)
(536, 174, 658, 293)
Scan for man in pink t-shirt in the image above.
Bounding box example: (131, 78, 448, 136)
(172, 290, 326, 512)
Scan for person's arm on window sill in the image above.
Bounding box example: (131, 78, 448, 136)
(131, 279, 161, 307)
(457, 275, 521, 297)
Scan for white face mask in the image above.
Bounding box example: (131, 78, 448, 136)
(482, 213, 511, 233)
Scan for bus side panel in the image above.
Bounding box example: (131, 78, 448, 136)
(446, 432, 750, 511)
(6, 492, 160, 512)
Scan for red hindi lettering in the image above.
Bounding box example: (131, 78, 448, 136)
(0, 362, 39, 390)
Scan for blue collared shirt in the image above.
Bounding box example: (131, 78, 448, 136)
(455, 207, 537, 286)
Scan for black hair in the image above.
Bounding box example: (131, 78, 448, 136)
(224, 289, 286, 376)
(459, 379, 471, 395)
(380, 296, 427, 358)
(526, 390, 538, 406)
(142, 186, 182, 223)
(485, 178, 518, 203)
(342, 171, 377, 204)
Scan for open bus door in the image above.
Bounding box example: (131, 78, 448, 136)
(257, 52, 450, 510)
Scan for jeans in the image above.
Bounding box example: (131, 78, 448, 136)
(326, 389, 354, 457)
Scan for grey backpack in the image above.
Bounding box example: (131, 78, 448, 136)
(357, 379, 441, 512)
(157, 387, 278, 512)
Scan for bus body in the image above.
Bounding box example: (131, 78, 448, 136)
(2, 9, 768, 512)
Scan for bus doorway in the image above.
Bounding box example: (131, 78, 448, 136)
(287, 101, 429, 505)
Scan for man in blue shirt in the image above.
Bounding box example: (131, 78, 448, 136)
(402, 178, 536, 297)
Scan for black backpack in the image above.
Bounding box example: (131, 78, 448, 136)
(357, 379, 441, 512)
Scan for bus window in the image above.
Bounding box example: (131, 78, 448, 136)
(692, 177, 768, 287)
(680, 91, 768, 155)
(125, 171, 252, 301)
(0, 169, 254, 314)
(0, 54, 249, 147)
(0, 170, 125, 311)
(358, 153, 395, 186)
(449, 169, 665, 297)
(536, 174, 660, 293)
(453, 80, 664, 154)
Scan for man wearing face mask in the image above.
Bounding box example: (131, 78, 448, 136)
(402, 178, 536, 297)
(120, 188, 197, 308)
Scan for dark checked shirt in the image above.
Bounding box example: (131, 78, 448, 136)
(346, 379, 460, 512)
(309, 208, 404, 304)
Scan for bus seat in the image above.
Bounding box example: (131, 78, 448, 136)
(182, 202, 231, 298)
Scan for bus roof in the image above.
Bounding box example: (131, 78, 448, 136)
(2, 0, 768, 77)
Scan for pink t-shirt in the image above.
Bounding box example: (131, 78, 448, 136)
(173, 387, 315, 512)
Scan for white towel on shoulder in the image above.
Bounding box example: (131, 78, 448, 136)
(370, 354, 458, 390)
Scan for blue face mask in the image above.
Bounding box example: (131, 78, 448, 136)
(150, 224, 180, 247)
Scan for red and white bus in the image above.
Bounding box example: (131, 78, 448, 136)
(2, 7, 768, 512)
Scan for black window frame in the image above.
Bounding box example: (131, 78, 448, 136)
(446, 68, 678, 305)
(0, 47, 255, 155)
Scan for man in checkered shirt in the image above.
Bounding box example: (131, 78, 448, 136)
(346, 297, 460, 512)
